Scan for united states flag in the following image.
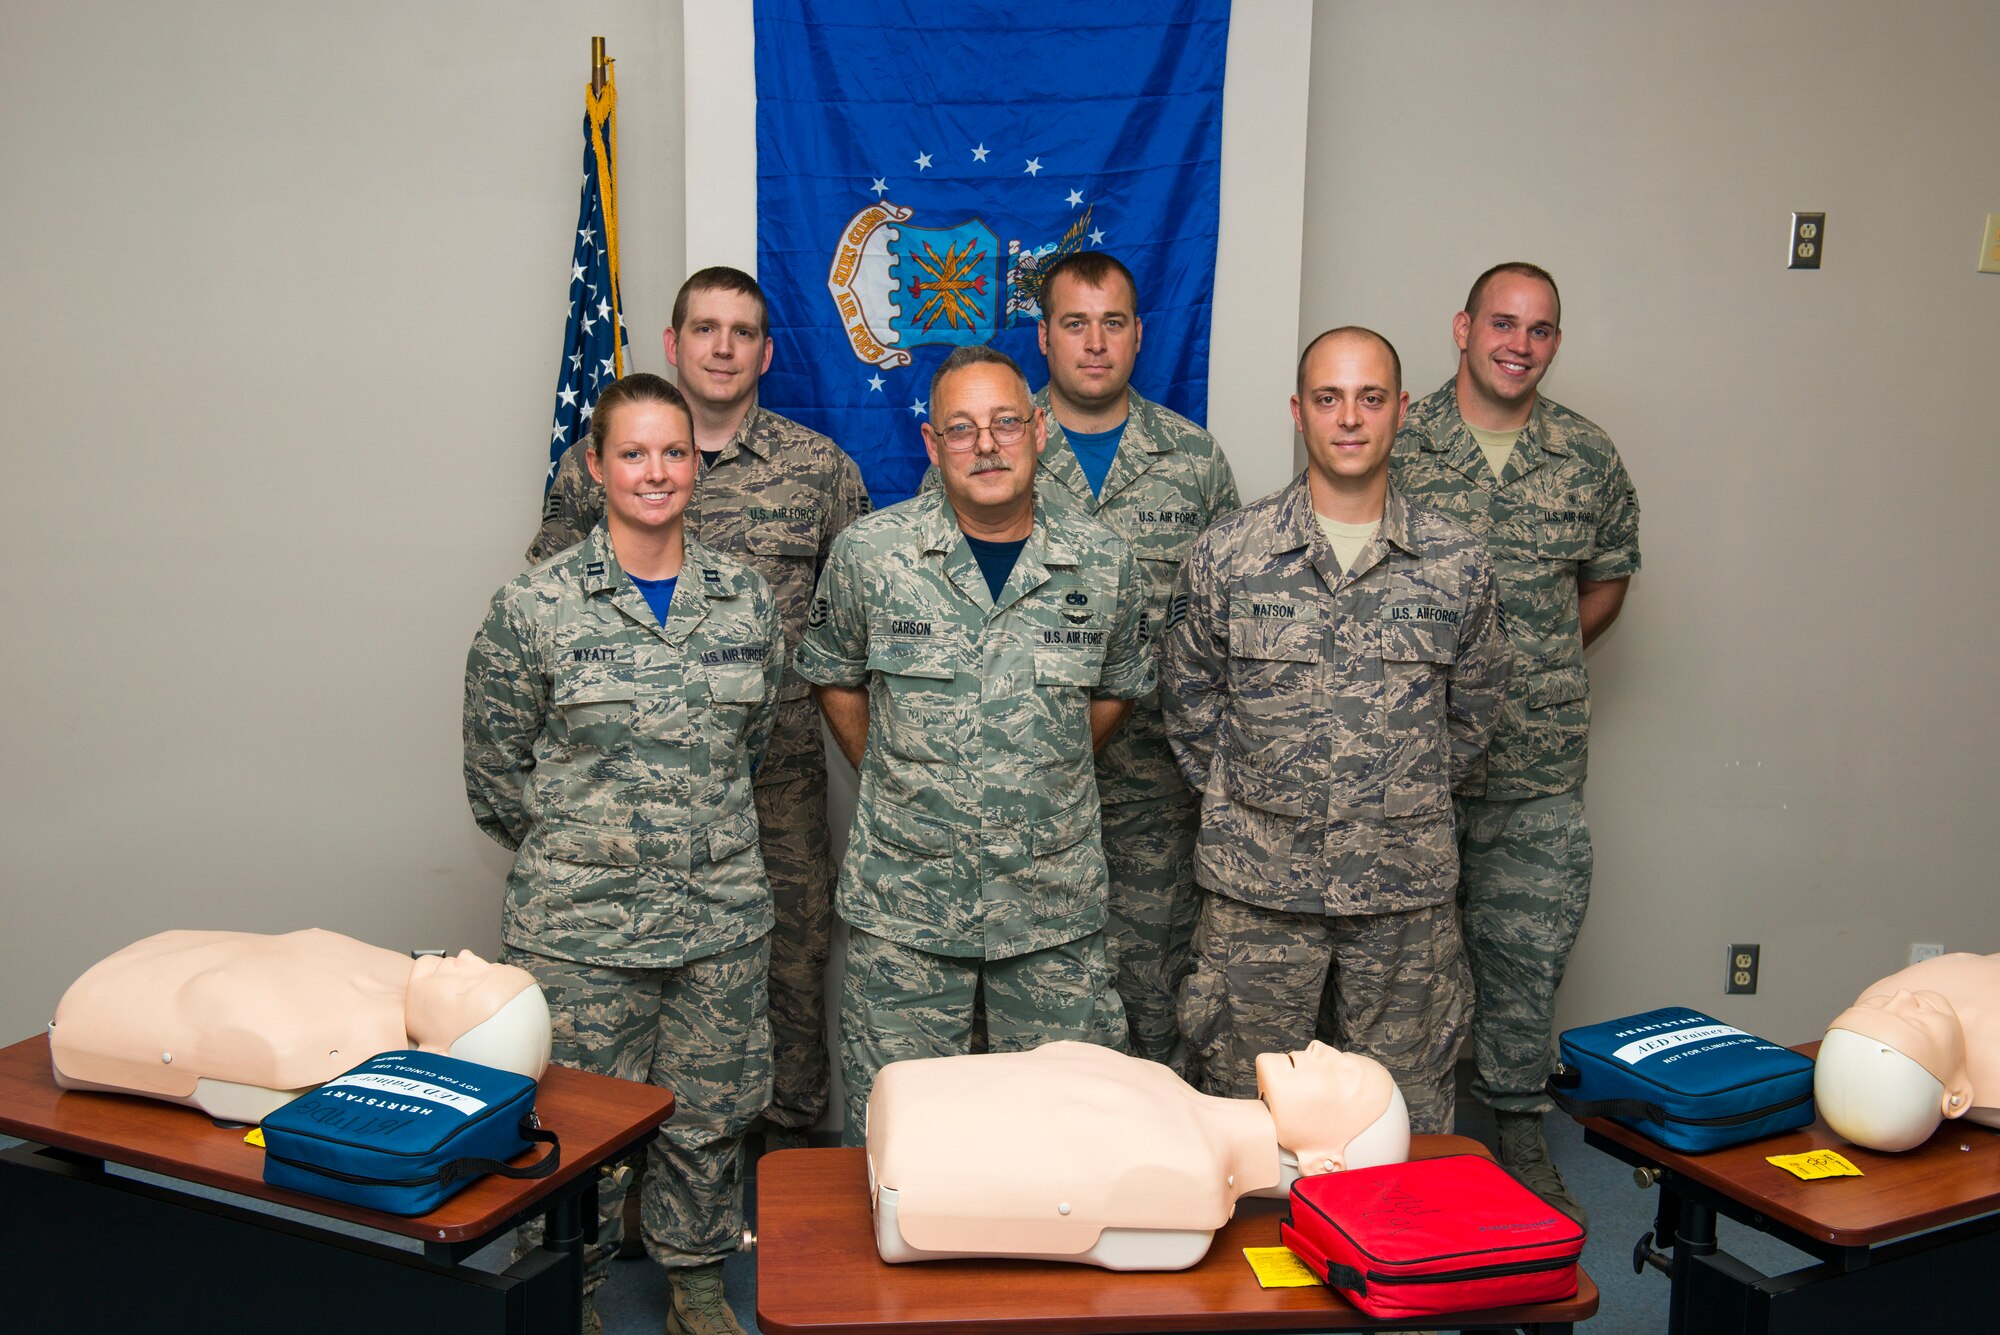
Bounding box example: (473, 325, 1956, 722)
(545, 74, 627, 491)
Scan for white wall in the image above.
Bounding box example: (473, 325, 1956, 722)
(0, 1, 684, 1037)
(1302, 0, 2000, 1042)
(4, 0, 1996, 1052)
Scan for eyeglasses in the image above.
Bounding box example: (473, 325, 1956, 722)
(936, 414, 1030, 452)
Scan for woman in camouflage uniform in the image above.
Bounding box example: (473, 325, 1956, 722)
(464, 374, 783, 1335)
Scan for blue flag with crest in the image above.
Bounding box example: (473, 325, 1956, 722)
(754, 0, 1230, 506)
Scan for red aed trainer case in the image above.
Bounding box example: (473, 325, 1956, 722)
(1279, 1154, 1585, 1320)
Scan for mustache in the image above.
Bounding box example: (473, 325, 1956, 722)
(968, 457, 1011, 476)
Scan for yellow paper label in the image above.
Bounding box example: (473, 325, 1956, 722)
(243, 1127, 266, 1148)
(1766, 1149, 1861, 1180)
(1244, 1246, 1321, 1288)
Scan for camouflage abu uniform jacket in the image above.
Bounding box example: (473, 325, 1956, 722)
(527, 404, 869, 786)
(1160, 477, 1511, 916)
(1035, 386, 1239, 805)
(794, 487, 1153, 961)
(1391, 382, 1641, 799)
(465, 526, 785, 967)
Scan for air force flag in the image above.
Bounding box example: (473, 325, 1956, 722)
(755, 0, 1230, 505)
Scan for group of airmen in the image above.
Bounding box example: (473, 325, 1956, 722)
(463, 254, 1640, 1335)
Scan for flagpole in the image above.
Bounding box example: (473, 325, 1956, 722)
(591, 36, 606, 96)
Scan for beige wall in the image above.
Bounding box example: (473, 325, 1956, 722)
(3, 0, 1995, 1050)
(1302, 0, 2000, 1041)
(0, 1, 685, 1036)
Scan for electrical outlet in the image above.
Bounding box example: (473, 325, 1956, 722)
(1788, 212, 1825, 270)
(1726, 943, 1760, 995)
(1910, 943, 1946, 965)
(1979, 214, 2000, 275)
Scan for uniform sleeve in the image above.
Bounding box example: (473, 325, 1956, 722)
(463, 585, 548, 851)
(1159, 533, 1228, 791)
(743, 580, 788, 770)
(1447, 547, 1512, 788)
(793, 531, 870, 687)
(824, 447, 872, 561)
(1094, 540, 1154, 701)
(1581, 448, 1641, 582)
(525, 442, 602, 564)
(1205, 440, 1241, 522)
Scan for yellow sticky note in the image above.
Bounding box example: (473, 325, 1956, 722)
(1243, 1246, 1321, 1288)
(243, 1127, 266, 1148)
(1766, 1149, 1861, 1180)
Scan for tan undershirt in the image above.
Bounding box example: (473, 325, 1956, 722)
(1468, 423, 1522, 478)
(1315, 513, 1381, 574)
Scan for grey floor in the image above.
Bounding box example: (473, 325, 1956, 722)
(7, 1066, 1828, 1334)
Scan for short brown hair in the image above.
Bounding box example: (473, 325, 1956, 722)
(1463, 262, 1561, 326)
(928, 344, 1029, 407)
(1296, 326, 1402, 397)
(589, 373, 691, 456)
(1037, 251, 1139, 315)
(671, 266, 769, 337)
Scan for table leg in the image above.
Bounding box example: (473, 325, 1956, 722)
(1665, 1184, 1717, 1335)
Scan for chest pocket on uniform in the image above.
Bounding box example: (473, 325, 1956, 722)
(553, 661, 637, 718)
(868, 636, 964, 762)
(1380, 622, 1455, 818)
(744, 523, 818, 558)
(704, 663, 767, 704)
(1538, 520, 1593, 562)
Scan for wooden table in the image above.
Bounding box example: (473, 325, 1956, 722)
(1577, 1042, 2000, 1334)
(756, 1137, 1599, 1334)
(0, 1032, 674, 1333)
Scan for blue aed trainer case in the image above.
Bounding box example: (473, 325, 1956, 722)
(261, 1050, 559, 1214)
(1546, 1007, 1815, 1153)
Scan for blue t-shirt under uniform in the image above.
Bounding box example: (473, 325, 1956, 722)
(628, 574, 678, 626)
(1065, 421, 1126, 499)
(961, 533, 1027, 604)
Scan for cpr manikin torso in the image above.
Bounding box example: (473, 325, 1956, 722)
(864, 1040, 1410, 1270)
(1816, 952, 2000, 1151)
(49, 929, 552, 1123)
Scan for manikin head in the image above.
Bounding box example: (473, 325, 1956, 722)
(1818, 989, 1975, 1151)
(1256, 1041, 1410, 1174)
(404, 951, 551, 1080)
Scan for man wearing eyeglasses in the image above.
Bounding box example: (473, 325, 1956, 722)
(797, 344, 1150, 1144)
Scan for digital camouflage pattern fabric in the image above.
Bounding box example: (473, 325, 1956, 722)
(837, 927, 1128, 1145)
(1038, 388, 1237, 1073)
(1391, 381, 1640, 799)
(501, 938, 771, 1278)
(795, 484, 1152, 961)
(1160, 477, 1511, 915)
(1458, 788, 1594, 1111)
(464, 527, 784, 967)
(1177, 893, 1469, 1133)
(525, 405, 867, 1131)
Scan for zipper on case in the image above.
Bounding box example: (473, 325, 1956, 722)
(1662, 1089, 1813, 1127)
(264, 1151, 443, 1189)
(1360, 1254, 1576, 1286)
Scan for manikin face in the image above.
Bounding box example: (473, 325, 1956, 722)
(1037, 272, 1142, 416)
(1835, 989, 1970, 1089)
(923, 362, 1047, 526)
(664, 287, 773, 416)
(1256, 1041, 1395, 1173)
(1452, 271, 1562, 416)
(404, 951, 538, 1048)
(586, 400, 698, 540)
(1291, 333, 1407, 491)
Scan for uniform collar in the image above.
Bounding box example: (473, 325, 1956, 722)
(1033, 385, 1166, 508)
(917, 485, 1075, 615)
(1264, 472, 1415, 557)
(1419, 378, 1571, 462)
(708, 402, 770, 465)
(579, 527, 745, 643)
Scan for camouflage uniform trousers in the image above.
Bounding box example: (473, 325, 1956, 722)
(1179, 891, 1471, 1135)
(1101, 791, 1201, 1079)
(1456, 789, 1593, 1114)
(754, 747, 835, 1131)
(838, 927, 1130, 1146)
(501, 938, 772, 1289)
